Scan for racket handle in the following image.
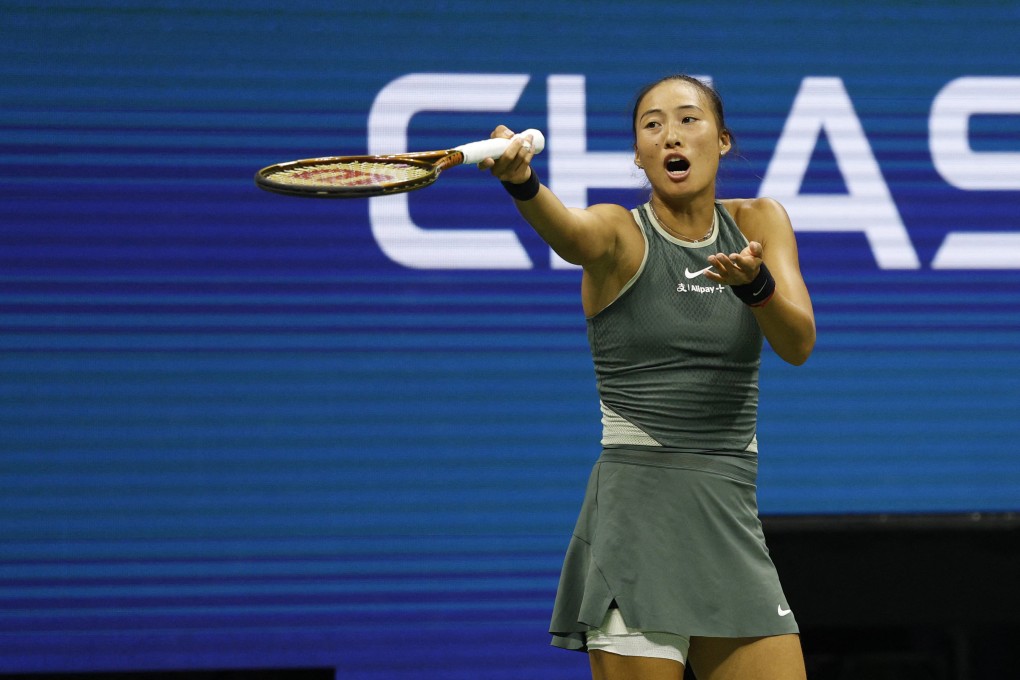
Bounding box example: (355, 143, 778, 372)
(456, 129, 546, 165)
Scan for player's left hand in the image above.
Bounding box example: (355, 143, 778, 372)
(705, 241, 764, 286)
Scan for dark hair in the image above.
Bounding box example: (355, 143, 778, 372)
(631, 74, 732, 144)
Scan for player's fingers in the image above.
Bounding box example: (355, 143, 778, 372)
(491, 125, 515, 140)
(487, 141, 531, 184)
(511, 136, 536, 167)
(726, 255, 756, 283)
(737, 249, 765, 280)
(517, 132, 535, 155)
(708, 253, 755, 285)
(709, 253, 734, 273)
(496, 136, 531, 170)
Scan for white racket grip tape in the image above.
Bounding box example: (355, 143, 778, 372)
(455, 129, 545, 165)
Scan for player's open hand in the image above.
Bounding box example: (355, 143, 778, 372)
(706, 241, 764, 286)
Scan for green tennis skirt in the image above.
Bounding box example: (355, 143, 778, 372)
(549, 446, 799, 651)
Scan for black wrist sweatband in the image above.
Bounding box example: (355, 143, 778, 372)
(501, 169, 541, 201)
(731, 263, 776, 307)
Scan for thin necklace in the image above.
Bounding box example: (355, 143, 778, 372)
(649, 202, 715, 243)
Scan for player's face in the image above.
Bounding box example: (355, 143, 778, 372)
(633, 80, 731, 202)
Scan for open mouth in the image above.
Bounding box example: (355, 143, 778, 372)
(665, 156, 691, 177)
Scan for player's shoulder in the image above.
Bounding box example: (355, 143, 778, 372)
(720, 197, 792, 242)
(586, 202, 636, 221)
(579, 202, 643, 269)
(720, 196, 789, 224)
(582, 202, 640, 237)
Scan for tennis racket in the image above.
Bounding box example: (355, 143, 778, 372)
(255, 129, 545, 198)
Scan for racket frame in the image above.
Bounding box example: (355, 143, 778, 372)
(254, 149, 462, 198)
(254, 129, 544, 199)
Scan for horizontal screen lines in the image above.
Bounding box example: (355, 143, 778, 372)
(0, 300, 582, 314)
(0, 371, 588, 391)
(0, 176, 253, 189)
(0, 601, 560, 635)
(0, 108, 375, 131)
(0, 312, 582, 329)
(0, 131, 367, 151)
(809, 331, 1020, 350)
(0, 557, 561, 582)
(2, 314, 1009, 332)
(0, 273, 584, 286)
(0, 455, 595, 482)
(1, 516, 581, 543)
(0, 380, 587, 397)
(0, 346, 586, 366)
(0, 435, 591, 456)
(9, 474, 588, 496)
(0, 531, 568, 557)
(0, 334, 590, 352)
(3, 405, 591, 424)
(0, 574, 558, 603)
(0, 153, 357, 176)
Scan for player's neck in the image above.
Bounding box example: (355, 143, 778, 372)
(649, 195, 716, 241)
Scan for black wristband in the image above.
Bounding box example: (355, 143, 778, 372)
(731, 262, 776, 307)
(501, 169, 541, 201)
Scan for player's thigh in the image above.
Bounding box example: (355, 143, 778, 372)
(589, 650, 685, 680)
(687, 633, 806, 680)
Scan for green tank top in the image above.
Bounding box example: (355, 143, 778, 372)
(586, 201, 762, 452)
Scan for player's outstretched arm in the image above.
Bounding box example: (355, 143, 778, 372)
(479, 125, 631, 268)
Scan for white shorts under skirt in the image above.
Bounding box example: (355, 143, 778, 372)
(585, 607, 690, 665)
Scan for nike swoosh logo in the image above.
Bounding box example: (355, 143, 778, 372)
(778, 605, 792, 617)
(684, 266, 713, 280)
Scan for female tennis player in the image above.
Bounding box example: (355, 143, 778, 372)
(479, 74, 814, 680)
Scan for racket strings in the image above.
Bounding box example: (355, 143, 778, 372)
(266, 161, 431, 188)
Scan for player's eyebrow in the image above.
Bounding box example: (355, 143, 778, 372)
(638, 104, 705, 120)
